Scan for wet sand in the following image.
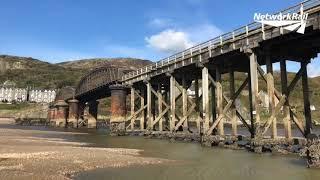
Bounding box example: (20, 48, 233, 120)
(0, 119, 171, 180)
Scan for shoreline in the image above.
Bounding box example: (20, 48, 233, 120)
(2, 116, 320, 178)
(0, 121, 173, 180)
(122, 130, 320, 168)
(10, 119, 318, 159)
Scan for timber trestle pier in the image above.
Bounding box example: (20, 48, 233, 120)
(48, 0, 320, 167)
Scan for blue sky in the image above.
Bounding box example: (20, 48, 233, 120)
(0, 0, 319, 76)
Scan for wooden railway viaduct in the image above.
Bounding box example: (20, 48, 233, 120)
(48, 0, 320, 167)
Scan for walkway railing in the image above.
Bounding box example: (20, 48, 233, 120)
(122, 0, 320, 82)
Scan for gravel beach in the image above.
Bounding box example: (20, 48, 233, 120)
(0, 118, 171, 180)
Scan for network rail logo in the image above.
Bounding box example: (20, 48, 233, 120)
(254, 5, 308, 34)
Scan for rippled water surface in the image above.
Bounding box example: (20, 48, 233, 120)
(70, 128, 320, 180)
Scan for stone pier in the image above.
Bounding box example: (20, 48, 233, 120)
(109, 85, 128, 135)
(87, 100, 99, 128)
(68, 99, 79, 128)
(54, 100, 68, 127)
(78, 102, 85, 122)
(304, 135, 320, 168)
(47, 106, 55, 122)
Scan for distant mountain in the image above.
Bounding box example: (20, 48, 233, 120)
(58, 58, 151, 71)
(0, 55, 152, 89)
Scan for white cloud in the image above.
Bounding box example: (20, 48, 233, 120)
(148, 18, 173, 29)
(308, 56, 320, 77)
(308, 66, 320, 77)
(102, 23, 223, 61)
(188, 23, 223, 43)
(145, 23, 222, 54)
(145, 29, 193, 54)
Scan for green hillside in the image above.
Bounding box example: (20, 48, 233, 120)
(0, 55, 152, 89)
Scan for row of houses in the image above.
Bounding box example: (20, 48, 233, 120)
(0, 88, 56, 103)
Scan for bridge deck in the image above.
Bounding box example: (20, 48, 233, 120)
(122, 0, 320, 84)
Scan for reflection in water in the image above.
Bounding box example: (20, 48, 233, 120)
(74, 131, 320, 180)
(3, 124, 320, 180)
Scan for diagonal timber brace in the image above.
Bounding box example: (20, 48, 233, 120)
(171, 76, 202, 132)
(257, 65, 305, 135)
(206, 76, 249, 135)
(126, 105, 147, 130)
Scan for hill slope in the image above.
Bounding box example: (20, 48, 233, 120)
(58, 58, 151, 71)
(0, 55, 152, 89)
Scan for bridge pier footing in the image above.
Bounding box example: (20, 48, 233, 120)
(68, 99, 79, 128)
(53, 100, 68, 127)
(77, 102, 85, 127)
(305, 136, 320, 168)
(47, 106, 56, 122)
(88, 100, 99, 128)
(110, 85, 128, 135)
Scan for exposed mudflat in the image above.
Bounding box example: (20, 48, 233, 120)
(0, 119, 171, 180)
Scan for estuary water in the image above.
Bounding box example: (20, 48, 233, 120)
(0, 122, 320, 180)
(72, 129, 320, 180)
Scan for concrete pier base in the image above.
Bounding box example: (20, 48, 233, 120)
(304, 135, 320, 168)
(87, 118, 96, 128)
(68, 118, 78, 128)
(124, 130, 312, 157)
(87, 100, 99, 128)
(110, 122, 126, 136)
(49, 107, 57, 126)
(68, 99, 79, 128)
(109, 85, 128, 135)
(47, 106, 55, 122)
(53, 100, 68, 127)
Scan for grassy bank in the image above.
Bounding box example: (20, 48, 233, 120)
(0, 103, 48, 119)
